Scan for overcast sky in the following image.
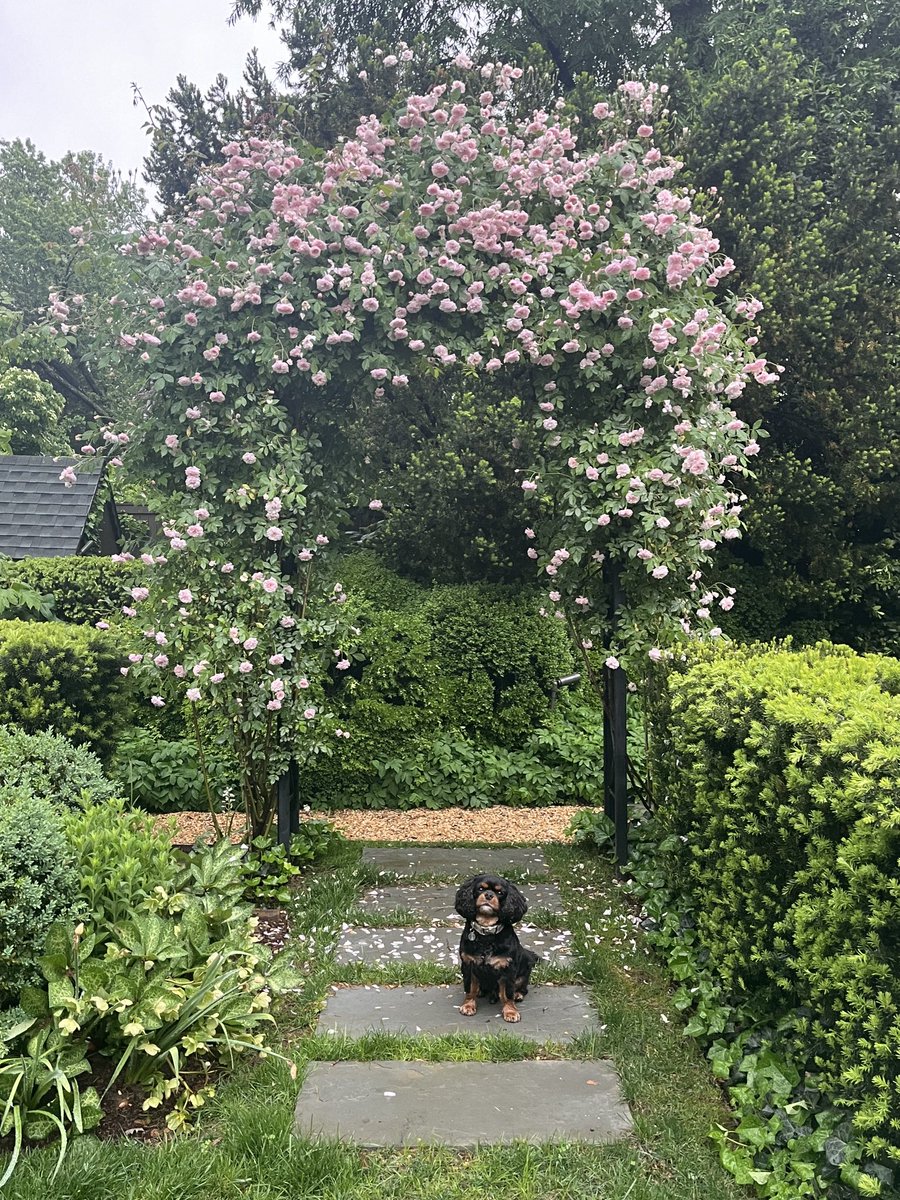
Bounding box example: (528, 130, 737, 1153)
(0, 1, 285, 201)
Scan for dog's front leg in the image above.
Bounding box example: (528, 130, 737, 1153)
(498, 977, 520, 1023)
(459, 955, 479, 1015)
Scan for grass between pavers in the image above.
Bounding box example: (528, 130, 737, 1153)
(3, 841, 748, 1200)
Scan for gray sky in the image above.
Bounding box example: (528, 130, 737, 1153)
(0, 1, 285, 197)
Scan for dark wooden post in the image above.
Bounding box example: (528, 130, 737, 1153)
(276, 759, 300, 850)
(603, 561, 629, 865)
(602, 666, 614, 822)
(610, 660, 629, 866)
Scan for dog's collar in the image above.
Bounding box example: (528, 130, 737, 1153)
(468, 920, 504, 939)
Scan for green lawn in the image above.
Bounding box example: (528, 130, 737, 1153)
(3, 843, 748, 1200)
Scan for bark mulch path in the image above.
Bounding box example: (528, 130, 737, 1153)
(155, 805, 583, 846)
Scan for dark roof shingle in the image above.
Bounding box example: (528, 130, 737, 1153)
(0, 455, 105, 558)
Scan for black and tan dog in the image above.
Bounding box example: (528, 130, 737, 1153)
(454, 874, 540, 1023)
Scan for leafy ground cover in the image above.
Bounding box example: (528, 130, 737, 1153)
(3, 840, 747, 1200)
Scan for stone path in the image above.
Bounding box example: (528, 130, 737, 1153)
(295, 1060, 632, 1147)
(335, 924, 573, 967)
(355, 882, 565, 922)
(295, 845, 632, 1146)
(317, 984, 603, 1040)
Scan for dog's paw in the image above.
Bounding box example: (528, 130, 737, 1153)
(459, 999, 477, 1016)
(501, 1004, 521, 1023)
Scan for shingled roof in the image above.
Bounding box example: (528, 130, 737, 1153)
(0, 455, 108, 558)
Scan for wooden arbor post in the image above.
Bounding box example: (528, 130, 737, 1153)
(275, 759, 300, 850)
(602, 561, 629, 866)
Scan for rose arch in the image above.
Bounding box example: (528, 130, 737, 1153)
(67, 56, 774, 839)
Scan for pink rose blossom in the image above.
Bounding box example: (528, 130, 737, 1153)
(682, 450, 709, 475)
(186, 687, 202, 702)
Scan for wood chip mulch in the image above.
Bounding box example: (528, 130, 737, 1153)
(154, 805, 583, 845)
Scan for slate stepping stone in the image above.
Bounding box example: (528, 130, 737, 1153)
(317, 984, 600, 1041)
(335, 925, 573, 967)
(356, 883, 564, 923)
(362, 846, 548, 879)
(294, 1059, 632, 1146)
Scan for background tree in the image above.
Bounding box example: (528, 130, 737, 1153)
(348, 381, 535, 583)
(668, 0, 900, 648)
(0, 140, 145, 440)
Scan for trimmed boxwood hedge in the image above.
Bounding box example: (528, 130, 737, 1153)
(0, 790, 78, 1006)
(648, 642, 900, 1168)
(0, 620, 132, 758)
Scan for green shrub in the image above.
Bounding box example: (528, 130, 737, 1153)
(110, 728, 235, 812)
(648, 642, 900, 1168)
(242, 820, 347, 904)
(3, 815, 287, 1176)
(0, 578, 56, 622)
(303, 700, 605, 810)
(300, 563, 580, 806)
(0, 725, 117, 809)
(62, 799, 180, 929)
(330, 551, 423, 612)
(0, 620, 132, 758)
(422, 583, 573, 747)
(0, 791, 77, 1006)
(0, 556, 139, 626)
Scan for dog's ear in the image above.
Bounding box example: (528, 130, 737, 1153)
(501, 881, 527, 924)
(454, 877, 479, 920)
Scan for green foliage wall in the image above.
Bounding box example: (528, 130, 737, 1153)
(649, 643, 900, 1165)
(0, 556, 138, 626)
(0, 620, 131, 758)
(302, 556, 595, 808)
(669, 4, 900, 648)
